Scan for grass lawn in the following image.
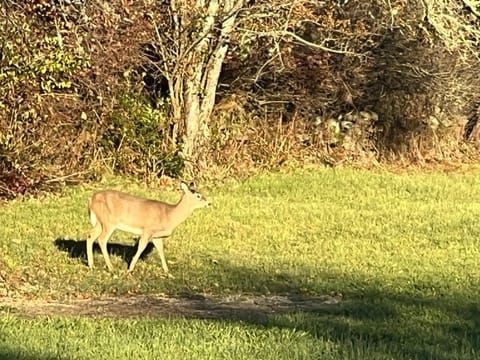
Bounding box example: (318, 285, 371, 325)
(1, 167, 480, 359)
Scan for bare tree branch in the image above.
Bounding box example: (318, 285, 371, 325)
(244, 29, 361, 55)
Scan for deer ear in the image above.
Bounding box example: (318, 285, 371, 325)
(180, 182, 189, 193)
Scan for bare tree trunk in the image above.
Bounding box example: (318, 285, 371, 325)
(175, 0, 244, 172)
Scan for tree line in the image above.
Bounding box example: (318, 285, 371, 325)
(0, 0, 479, 197)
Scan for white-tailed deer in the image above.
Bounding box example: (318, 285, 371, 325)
(86, 182, 210, 273)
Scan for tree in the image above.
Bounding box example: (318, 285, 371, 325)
(147, 0, 480, 171)
(149, 0, 375, 172)
(149, 0, 244, 172)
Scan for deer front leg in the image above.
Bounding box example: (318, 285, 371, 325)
(152, 238, 169, 273)
(128, 230, 172, 273)
(128, 233, 152, 273)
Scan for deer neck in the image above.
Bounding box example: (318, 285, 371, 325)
(167, 194, 194, 228)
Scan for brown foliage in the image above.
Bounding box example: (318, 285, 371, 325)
(216, 0, 480, 166)
(1, 0, 480, 197)
(0, 0, 160, 197)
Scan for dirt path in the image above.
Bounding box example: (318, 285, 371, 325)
(0, 294, 343, 321)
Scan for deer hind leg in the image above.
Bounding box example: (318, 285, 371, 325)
(86, 223, 102, 268)
(128, 233, 152, 273)
(152, 238, 169, 273)
(97, 226, 115, 271)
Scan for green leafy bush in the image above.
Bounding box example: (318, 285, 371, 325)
(99, 95, 184, 179)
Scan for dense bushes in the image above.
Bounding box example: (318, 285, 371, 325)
(0, 0, 479, 197)
(0, 0, 155, 196)
(218, 0, 480, 167)
(99, 94, 184, 178)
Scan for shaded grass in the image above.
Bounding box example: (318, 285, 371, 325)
(2, 167, 480, 359)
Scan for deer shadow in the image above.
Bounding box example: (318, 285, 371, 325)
(54, 238, 155, 267)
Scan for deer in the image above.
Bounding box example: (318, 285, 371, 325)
(86, 182, 210, 273)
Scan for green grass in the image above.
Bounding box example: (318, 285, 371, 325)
(2, 167, 480, 359)
(0, 315, 332, 360)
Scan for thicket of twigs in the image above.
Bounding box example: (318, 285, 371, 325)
(0, 0, 479, 197)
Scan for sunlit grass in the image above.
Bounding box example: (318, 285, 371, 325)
(3, 167, 480, 299)
(0, 315, 333, 360)
(2, 167, 480, 359)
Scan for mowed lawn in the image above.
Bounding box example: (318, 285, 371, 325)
(1, 167, 480, 359)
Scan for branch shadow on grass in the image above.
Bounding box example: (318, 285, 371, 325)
(207, 261, 480, 360)
(0, 349, 60, 360)
(53, 238, 155, 267)
(47, 242, 480, 359)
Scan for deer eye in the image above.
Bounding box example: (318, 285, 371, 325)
(196, 194, 202, 200)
